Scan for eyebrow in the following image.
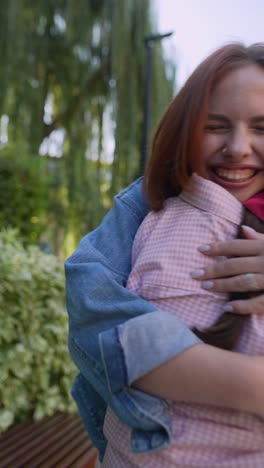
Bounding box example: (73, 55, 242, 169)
(207, 113, 264, 123)
(207, 113, 229, 122)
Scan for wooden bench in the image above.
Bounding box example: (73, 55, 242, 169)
(0, 412, 98, 467)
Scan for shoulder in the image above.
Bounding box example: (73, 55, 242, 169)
(115, 178, 149, 221)
(133, 196, 181, 246)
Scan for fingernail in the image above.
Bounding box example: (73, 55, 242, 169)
(198, 245, 210, 253)
(201, 280, 214, 289)
(190, 269, 205, 278)
(241, 225, 256, 234)
(223, 304, 234, 312)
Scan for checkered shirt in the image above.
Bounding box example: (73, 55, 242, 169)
(102, 175, 264, 467)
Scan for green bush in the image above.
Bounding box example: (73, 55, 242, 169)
(0, 229, 76, 432)
(0, 144, 51, 245)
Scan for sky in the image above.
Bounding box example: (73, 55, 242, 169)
(155, 0, 264, 87)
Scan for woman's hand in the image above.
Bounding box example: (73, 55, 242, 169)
(191, 226, 264, 315)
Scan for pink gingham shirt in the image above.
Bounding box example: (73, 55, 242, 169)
(102, 175, 264, 467)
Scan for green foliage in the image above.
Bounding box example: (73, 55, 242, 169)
(0, 229, 77, 432)
(0, 144, 51, 244)
(0, 0, 176, 254)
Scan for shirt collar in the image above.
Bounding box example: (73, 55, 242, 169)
(180, 173, 243, 225)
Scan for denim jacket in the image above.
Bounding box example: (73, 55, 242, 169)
(65, 178, 200, 461)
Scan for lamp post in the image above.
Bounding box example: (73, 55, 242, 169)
(140, 31, 174, 173)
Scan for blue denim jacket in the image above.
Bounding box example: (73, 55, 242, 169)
(65, 178, 200, 461)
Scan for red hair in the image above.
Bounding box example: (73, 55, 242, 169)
(145, 42, 264, 210)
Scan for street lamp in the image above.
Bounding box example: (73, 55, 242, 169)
(140, 31, 174, 173)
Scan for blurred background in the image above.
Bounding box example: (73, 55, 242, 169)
(0, 0, 176, 440)
(1, 0, 263, 258)
(0, 0, 176, 260)
(1, 0, 264, 449)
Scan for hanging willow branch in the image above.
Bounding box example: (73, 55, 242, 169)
(43, 58, 110, 137)
(0, 0, 176, 253)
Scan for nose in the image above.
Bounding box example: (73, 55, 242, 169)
(224, 127, 252, 161)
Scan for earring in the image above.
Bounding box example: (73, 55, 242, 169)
(222, 147, 227, 154)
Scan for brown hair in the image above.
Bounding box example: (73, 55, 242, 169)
(144, 42, 264, 350)
(144, 42, 264, 211)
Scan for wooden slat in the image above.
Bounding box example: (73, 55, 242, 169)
(0, 413, 69, 457)
(0, 413, 98, 468)
(73, 449, 98, 468)
(0, 413, 77, 463)
(41, 435, 96, 467)
(25, 424, 92, 467)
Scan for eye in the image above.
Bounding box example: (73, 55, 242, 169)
(204, 124, 228, 132)
(254, 126, 264, 133)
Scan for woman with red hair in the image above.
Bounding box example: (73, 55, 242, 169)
(66, 44, 264, 466)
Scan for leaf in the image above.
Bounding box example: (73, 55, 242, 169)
(0, 229, 76, 432)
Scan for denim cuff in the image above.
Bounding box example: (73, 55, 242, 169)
(100, 311, 201, 394)
(99, 327, 128, 393)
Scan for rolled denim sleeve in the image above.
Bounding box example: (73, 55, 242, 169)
(65, 178, 200, 418)
(101, 311, 200, 390)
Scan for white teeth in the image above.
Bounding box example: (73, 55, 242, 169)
(214, 168, 256, 181)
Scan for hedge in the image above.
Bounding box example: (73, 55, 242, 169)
(0, 146, 51, 245)
(0, 229, 76, 432)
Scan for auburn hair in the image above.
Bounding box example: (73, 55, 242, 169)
(144, 42, 264, 211)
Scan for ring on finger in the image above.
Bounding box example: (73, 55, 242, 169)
(245, 273, 259, 291)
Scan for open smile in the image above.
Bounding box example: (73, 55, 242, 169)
(213, 167, 258, 182)
(208, 165, 264, 190)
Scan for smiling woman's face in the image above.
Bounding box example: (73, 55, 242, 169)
(200, 64, 264, 202)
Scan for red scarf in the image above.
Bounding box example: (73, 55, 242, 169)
(243, 192, 264, 221)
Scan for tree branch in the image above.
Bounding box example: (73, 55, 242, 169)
(43, 59, 110, 137)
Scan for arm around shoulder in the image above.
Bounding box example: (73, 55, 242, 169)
(134, 342, 264, 416)
(65, 177, 200, 412)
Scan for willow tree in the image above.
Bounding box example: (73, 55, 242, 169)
(0, 0, 176, 254)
